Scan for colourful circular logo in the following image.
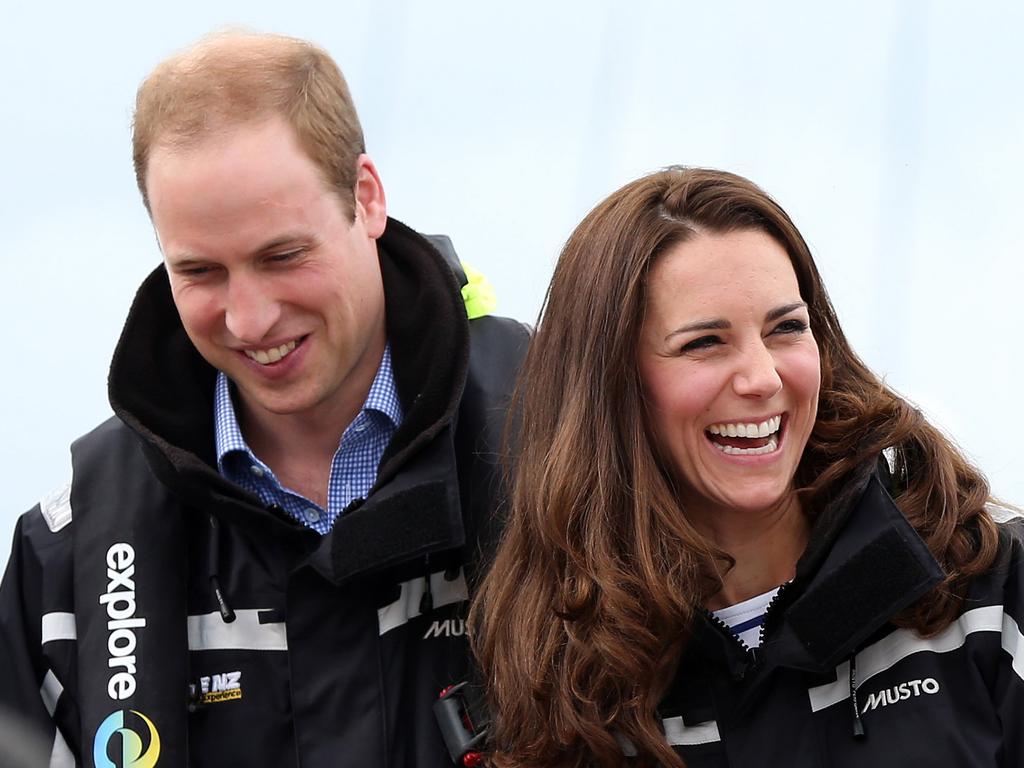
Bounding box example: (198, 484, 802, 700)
(93, 710, 161, 768)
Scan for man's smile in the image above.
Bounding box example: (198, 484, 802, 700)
(242, 338, 301, 365)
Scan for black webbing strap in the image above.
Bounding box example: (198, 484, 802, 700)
(72, 427, 189, 766)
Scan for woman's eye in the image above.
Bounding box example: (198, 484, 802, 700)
(681, 335, 722, 353)
(772, 318, 808, 335)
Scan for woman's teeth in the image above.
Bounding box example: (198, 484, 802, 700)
(707, 415, 781, 438)
(244, 339, 298, 365)
(712, 436, 779, 455)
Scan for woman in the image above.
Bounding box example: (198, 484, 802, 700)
(470, 168, 1020, 767)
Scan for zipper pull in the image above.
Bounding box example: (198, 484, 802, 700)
(420, 555, 434, 614)
(850, 655, 866, 739)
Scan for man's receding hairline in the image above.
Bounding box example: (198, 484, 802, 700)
(144, 115, 359, 222)
(167, 28, 318, 69)
(147, 112, 288, 158)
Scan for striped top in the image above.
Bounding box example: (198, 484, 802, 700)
(712, 586, 781, 649)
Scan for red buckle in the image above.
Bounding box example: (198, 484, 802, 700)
(435, 683, 488, 766)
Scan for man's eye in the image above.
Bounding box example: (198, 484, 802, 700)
(268, 250, 301, 264)
(681, 335, 722, 353)
(178, 265, 212, 277)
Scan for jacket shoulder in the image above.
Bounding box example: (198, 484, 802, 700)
(967, 505, 1024, 625)
(467, 313, 531, 354)
(25, 416, 144, 537)
(988, 503, 1024, 563)
(465, 314, 530, 392)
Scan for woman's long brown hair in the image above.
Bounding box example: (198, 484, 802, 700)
(470, 168, 999, 768)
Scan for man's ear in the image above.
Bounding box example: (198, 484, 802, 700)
(353, 154, 387, 238)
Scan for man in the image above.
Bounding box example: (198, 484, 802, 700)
(0, 31, 528, 767)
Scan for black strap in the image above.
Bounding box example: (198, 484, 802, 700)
(72, 425, 189, 767)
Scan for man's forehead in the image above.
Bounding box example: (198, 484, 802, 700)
(150, 113, 289, 159)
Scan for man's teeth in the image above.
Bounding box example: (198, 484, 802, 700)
(713, 436, 779, 456)
(244, 340, 298, 365)
(707, 415, 782, 438)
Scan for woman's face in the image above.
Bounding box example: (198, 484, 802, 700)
(637, 229, 821, 523)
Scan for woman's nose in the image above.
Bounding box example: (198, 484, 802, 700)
(732, 343, 783, 399)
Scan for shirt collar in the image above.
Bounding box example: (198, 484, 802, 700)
(361, 343, 404, 428)
(214, 343, 403, 471)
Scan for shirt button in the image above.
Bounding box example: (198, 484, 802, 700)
(303, 508, 321, 524)
(250, 465, 265, 477)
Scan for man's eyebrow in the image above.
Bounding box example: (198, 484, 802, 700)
(254, 233, 308, 254)
(165, 253, 206, 269)
(164, 233, 311, 267)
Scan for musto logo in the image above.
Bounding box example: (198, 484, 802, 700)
(93, 709, 161, 768)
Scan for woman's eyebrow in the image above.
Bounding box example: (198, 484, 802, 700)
(664, 318, 730, 343)
(663, 302, 807, 343)
(765, 301, 807, 322)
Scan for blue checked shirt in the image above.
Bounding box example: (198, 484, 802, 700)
(214, 345, 404, 535)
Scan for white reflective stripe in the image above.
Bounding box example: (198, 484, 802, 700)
(41, 613, 77, 644)
(987, 502, 1023, 524)
(807, 660, 851, 713)
(663, 715, 721, 746)
(49, 728, 75, 768)
(808, 605, 1004, 712)
(1001, 611, 1024, 682)
(40, 669, 63, 716)
(187, 608, 287, 651)
(377, 569, 469, 635)
(39, 482, 72, 533)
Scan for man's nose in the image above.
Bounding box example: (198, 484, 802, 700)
(224, 275, 280, 344)
(732, 342, 783, 399)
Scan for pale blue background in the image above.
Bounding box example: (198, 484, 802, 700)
(2, 0, 1021, 543)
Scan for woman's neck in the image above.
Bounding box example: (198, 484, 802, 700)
(693, 492, 810, 611)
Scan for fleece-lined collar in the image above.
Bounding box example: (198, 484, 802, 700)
(108, 217, 472, 581)
(683, 462, 946, 687)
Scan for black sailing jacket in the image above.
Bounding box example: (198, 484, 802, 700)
(0, 218, 529, 767)
(657, 463, 1024, 767)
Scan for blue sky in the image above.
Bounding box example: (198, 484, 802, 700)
(2, 0, 1021, 540)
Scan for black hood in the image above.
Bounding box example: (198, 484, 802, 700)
(107, 217, 473, 582)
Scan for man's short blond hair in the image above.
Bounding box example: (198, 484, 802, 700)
(133, 30, 365, 217)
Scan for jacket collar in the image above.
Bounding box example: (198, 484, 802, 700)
(767, 467, 945, 672)
(688, 462, 946, 678)
(108, 217, 472, 581)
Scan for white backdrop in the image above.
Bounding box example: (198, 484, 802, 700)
(1, 0, 1021, 544)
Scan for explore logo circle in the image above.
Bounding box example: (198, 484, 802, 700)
(93, 710, 161, 768)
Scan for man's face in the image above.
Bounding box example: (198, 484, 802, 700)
(147, 116, 388, 428)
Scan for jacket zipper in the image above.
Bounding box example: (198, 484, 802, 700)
(757, 580, 793, 647)
(702, 607, 761, 678)
(705, 579, 796, 680)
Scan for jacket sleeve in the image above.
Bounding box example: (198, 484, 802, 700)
(988, 515, 1024, 767)
(0, 508, 81, 765)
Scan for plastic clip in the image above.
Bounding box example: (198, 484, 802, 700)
(434, 682, 487, 766)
